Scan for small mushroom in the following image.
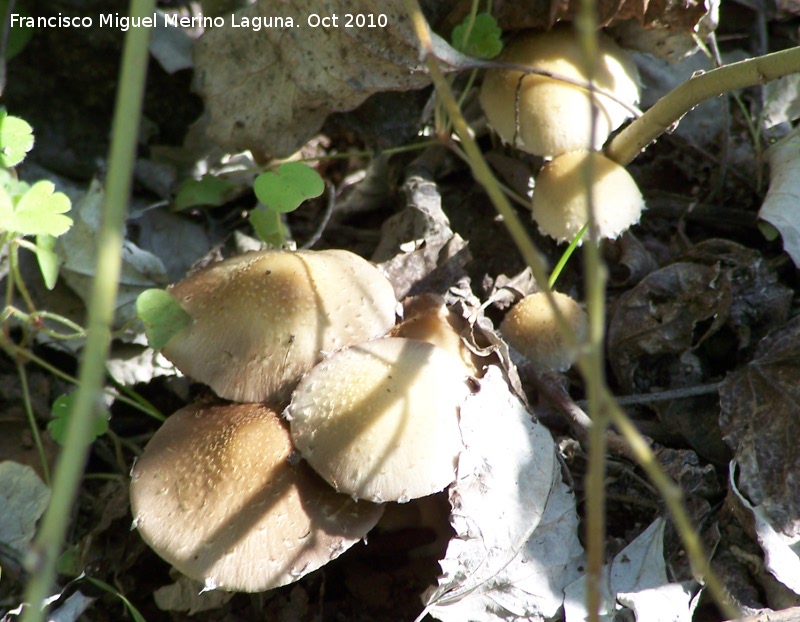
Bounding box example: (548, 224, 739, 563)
(390, 294, 482, 376)
(479, 27, 640, 157)
(531, 150, 644, 243)
(161, 249, 397, 403)
(286, 337, 470, 504)
(500, 291, 588, 371)
(129, 402, 384, 592)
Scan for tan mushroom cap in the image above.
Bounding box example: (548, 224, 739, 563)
(531, 150, 644, 243)
(161, 249, 397, 403)
(390, 294, 482, 376)
(500, 291, 588, 371)
(286, 337, 470, 503)
(130, 402, 384, 593)
(479, 27, 640, 157)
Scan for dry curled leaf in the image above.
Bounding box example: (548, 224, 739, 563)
(194, 0, 435, 158)
(720, 315, 800, 542)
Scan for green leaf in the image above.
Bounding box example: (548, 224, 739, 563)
(35, 234, 60, 290)
(136, 288, 192, 350)
(451, 13, 503, 59)
(85, 577, 147, 622)
(0, 0, 33, 60)
(11, 180, 73, 237)
(0, 109, 34, 168)
(48, 393, 109, 446)
(249, 205, 289, 246)
(173, 174, 239, 211)
(254, 162, 324, 213)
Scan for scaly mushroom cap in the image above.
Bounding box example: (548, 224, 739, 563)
(286, 338, 470, 503)
(130, 402, 384, 593)
(479, 27, 640, 157)
(531, 150, 644, 243)
(161, 249, 397, 403)
(500, 291, 588, 371)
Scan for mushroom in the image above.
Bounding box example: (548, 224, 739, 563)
(129, 401, 384, 592)
(531, 150, 644, 243)
(389, 294, 482, 376)
(500, 291, 588, 372)
(286, 337, 470, 503)
(161, 249, 398, 403)
(479, 27, 640, 157)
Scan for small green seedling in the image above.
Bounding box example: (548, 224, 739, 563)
(173, 174, 240, 211)
(48, 393, 109, 446)
(251, 161, 324, 246)
(136, 288, 191, 350)
(451, 12, 502, 59)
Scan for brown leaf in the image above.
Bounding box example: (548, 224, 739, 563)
(719, 315, 800, 538)
(194, 0, 433, 157)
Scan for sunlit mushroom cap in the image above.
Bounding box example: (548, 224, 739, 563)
(500, 291, 588, 371)
(286, 337, 470, 503)
(479, 27, 640, 157)
(129, 402, 384, 593)
(531, 150, 644, 243)
(161, 249, 398, 403)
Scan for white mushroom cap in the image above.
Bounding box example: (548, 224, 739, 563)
(531, 150, 644, 243)
(500, 291, 588, 371)
(479, 27, 640, 157)
(161, 249, 397, 403)
(129, 402, 384, 593)
(286, 338, 470, 503)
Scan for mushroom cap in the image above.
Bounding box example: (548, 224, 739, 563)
(161, 249, 397, 403)
(479, 27, 640, 156)
(390, 294, 481, 376)
(531, 150, 644, 243)
(500, 291, 588, 371)
(286, 337, 470, 503)
(129, 402, 384, 592)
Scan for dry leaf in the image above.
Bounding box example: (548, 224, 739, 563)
(760, 129, 800, 267)
(424, 367, 584, 621)
(194, 0, 434, 158)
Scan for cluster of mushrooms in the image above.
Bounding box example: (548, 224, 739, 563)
(130, 25, 642, 595)
(129, 249, 482, 592)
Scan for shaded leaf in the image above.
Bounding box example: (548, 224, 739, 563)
(173, 174, 239, 211)
(720, 315, 800, 542)
(451, 13, 502, 59)
(760, 130, 800, 266)
(0, 461, 51, 555)
(254, 162, 324, 213)
(0, 109, 34, 168)
(194, 0, 433, 157)
(136, 288, 192, 351)
(47, 393, 109, 446)
(249, 205, 289, 246)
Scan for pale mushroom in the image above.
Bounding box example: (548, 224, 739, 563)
(531, 150, 644, 243)
(479, 27, 640, 157)
(161, 249, 397, 403)
(129, 402, 384, 592)
(286, 337, 470, 504)
(500, 291, 588, 371)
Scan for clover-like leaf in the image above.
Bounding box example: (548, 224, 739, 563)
(136, 288, 192, 350)
(249, 205, 289, 246)
(48, 393, 109, 446)
(451, 13, 503, 59)
(11, 180, 72, 237)
(254, 162, 324, 213)
(0, 109, 34, 168)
